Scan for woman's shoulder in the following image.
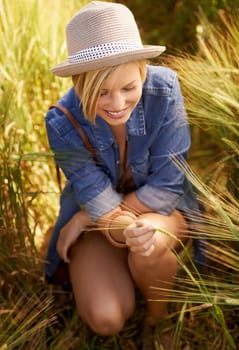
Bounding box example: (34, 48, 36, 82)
(45, 87, 85, 131)
(144, 65, 178, 93)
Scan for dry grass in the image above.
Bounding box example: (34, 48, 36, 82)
(1, 1, 239, 349)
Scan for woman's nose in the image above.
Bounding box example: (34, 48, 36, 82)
(109, 93, 125, 110)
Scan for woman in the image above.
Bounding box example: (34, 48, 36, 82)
(45, 1, 201, 348)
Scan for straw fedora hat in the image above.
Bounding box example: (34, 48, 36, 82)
(51, 1, 166, 77)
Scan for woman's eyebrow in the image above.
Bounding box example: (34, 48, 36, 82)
(124, 80, 137, 87)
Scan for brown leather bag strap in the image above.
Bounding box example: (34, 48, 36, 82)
(50, 103, 97, 160)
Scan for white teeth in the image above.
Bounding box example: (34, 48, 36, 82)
(104, 108, 128, 119)
(108, 111, 123, 115)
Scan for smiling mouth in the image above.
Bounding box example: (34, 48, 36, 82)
(105, 107, 129, 119)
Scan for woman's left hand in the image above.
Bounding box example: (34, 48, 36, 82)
(123, 219, 157, 256)
(56, 210, 94, 263)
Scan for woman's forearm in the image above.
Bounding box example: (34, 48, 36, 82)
(122, 192, 152, 214)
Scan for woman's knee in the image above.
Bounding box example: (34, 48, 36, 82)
(84, 300, 128, 335)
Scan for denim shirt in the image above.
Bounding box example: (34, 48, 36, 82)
(45, 65, 201, 279)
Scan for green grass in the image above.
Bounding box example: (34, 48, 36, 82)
(1, 1, 239, 349)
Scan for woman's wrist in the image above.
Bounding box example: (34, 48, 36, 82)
(105, 211, 136, 248)
(73, 210, 95, 230)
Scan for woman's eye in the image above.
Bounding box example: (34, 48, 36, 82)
(100, 90, 108, 97)
(99, 86, 136, 96)
(124, 86, 135, 91)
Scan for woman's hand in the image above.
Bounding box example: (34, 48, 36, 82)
(56, 210, 94, 263)
(123, 219, 156, 256)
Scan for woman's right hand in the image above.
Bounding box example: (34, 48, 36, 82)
(123, 218, 156, 256)
(56, 210, 94, 263)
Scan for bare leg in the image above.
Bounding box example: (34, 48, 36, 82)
(69, 231, 135, 335)
(128, 210, 187, 323)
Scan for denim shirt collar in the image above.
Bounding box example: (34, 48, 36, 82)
(91, 98, 146, 151)
(127, 99, 146, 136)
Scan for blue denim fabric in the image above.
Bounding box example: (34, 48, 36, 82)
(45, 65, 204, 279)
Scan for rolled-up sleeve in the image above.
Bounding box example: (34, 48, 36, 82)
(136, 185, 181, 215)
(45, 109, 122, 221)
(84, 184, 122, 221)
(135, 71, 190, 215)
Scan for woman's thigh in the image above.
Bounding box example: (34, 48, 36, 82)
(69, 231, 136, 334)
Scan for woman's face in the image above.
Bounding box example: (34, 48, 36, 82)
(96, 62, 143, 126)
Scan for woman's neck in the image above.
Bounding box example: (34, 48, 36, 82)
(110, 124, 126, 145)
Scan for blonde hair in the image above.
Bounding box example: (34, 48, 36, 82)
(72, 60, 147, 123)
